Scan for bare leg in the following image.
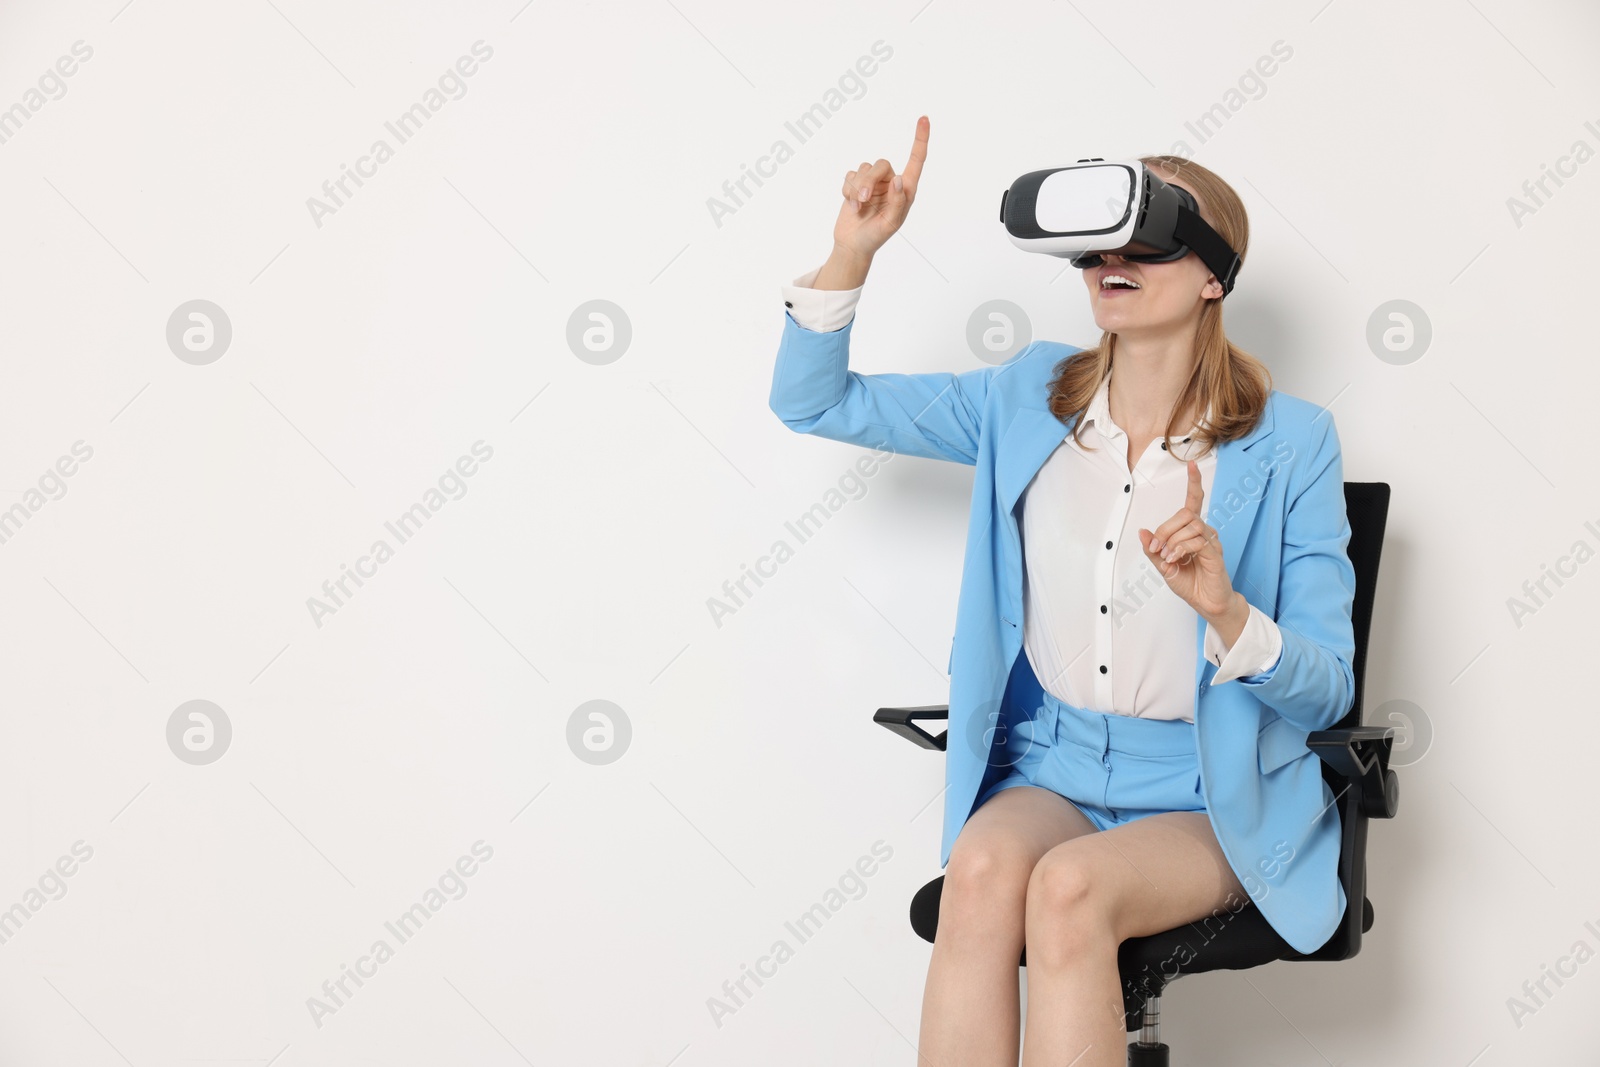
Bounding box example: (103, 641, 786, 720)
(1019, 810, 1248, 1067)
(918, 786, 1097, 1067)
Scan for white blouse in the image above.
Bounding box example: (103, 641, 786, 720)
(781, 269, 1284, 722)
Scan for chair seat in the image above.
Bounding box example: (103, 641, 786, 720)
(910, 874, 1374, 976)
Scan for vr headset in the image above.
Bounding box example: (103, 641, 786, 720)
(999, 159, 1242, 297)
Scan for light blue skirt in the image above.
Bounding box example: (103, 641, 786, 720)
(973, 689, 1207, 832)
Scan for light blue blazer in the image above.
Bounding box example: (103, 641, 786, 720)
(769, 310, 1357, 955)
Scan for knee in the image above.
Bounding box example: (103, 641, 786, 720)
(1024, 848, 1119, 963)
(940, 838, 1032, 934)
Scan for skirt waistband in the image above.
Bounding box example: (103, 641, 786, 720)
(1037, 689, 1196, 757)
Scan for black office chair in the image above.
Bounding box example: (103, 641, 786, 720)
(874, 482, 1398, 1066)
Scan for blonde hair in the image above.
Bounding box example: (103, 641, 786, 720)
(1045, 154, 1272, 453)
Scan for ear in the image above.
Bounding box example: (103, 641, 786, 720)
(1201, 274, 1225, 301)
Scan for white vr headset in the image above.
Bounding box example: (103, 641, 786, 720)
(999, 158, 1242, 297)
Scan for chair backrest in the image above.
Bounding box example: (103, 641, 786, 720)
(1338, 482, 1391, 731)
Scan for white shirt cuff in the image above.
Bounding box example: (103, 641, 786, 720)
(782, 266, 862, 333)
(1205, 603, 1284, 685)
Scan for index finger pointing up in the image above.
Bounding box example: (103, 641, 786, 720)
(903, 115, 929, 195)
(1185, 458, 1204, 516)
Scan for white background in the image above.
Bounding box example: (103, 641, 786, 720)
(1, 0, 1596, 1063)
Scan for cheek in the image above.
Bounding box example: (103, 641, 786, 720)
(1152, 281, 1197, 308)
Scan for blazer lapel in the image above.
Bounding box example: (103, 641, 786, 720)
(1195, 399, 1278, 686)
(1209, 400, 1276, 579)
(996, 407, 1077, 519)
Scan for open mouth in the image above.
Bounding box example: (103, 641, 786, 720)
(1100, 274, 1142, 294)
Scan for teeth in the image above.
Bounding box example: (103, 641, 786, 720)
(1102, 275, 1140, 289)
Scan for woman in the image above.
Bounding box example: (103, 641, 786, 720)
(768, 116, 1356, 1067)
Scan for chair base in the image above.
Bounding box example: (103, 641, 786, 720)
(1128, 1039, 1169, 1066)
(1126, 993, 1169, 1064)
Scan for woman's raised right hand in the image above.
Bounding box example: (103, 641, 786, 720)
(831, 115, 929, 262)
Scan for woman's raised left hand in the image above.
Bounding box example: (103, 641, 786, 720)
(1138, 459, 1240, 624)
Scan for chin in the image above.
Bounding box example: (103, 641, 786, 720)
(1092, 309, 1137, 329)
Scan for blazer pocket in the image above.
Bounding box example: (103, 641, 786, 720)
(1257, 715, 1313, 774)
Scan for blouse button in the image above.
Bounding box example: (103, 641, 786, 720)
(1123, 483, 1131, 492)
(1105, 540, 1113, 549)
(1100, 604, 1107, 614)
(1099, 665, 1108, 674)
(1160, 441, 1168, 450)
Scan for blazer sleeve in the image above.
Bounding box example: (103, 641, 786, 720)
(769, 310, 1017, 466)
(1235, 410, 1358, 733)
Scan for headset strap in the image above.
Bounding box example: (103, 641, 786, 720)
(1173, 207, 1242, 297)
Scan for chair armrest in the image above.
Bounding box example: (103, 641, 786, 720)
(1307, 726, 1400, 819)
(1289, 725, 1400, 962)
(874, 705, 950, 751)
